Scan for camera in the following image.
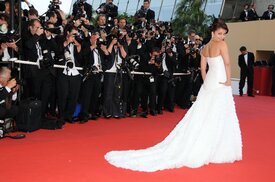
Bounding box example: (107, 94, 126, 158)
(96, 1, 116, 16)
(155, 56, 162, 64)
(44, 26, 62, 35)
(48, 0, 61, 11)
(126, 55, 140, 71)
(136, 30, 145, 44)
(97, 37, 107, 47)
(64, 50, 74, 69)
(39, 49, 55, 69)
(190, 47, 199, 54)
(82, 65, 100, 82)
(126, 25, 135, 38)
(15, 78, 25, 86)
(73, 0, 87, 20)
(0, 29, 19, 43)
(107, 27, 125, 45)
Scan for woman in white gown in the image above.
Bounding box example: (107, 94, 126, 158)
(105, 18, 242, 172)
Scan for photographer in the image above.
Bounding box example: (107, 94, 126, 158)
(43, 22, 61, 119)
(96, 14, 112, 34)
(55, 24, 83, 123)
(0, 14, 19, 62)
(157, 44, 177, 114)
(24, 19, 58, 120)
(134, 0, 155, 28)
(46, 0, 67, 27)
(179, 45, 201, 107)
(72, 0, 93, 21)
(78, 30, 105, 123)
(102, 28, 128, 118)
(96, 0, 118, 26)
(131, 45, 161, 117)
(0, 66, 18, 120)
(45, 11, 58, 26)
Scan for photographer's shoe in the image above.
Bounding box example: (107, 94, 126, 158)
(239, 90, 243, 96)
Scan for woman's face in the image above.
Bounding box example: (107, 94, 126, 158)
(212, 28, 227, 41)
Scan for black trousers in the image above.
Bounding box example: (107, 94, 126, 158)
(57, 74, 81, 120)
(48, 74, 57, 115)
(239, 69, 254, 95)
(32, 69, 53, 117)
(175, 75, 192, 108)
(157, 76, 175, 111)
(132, 75, 157, 112)
(79, 74, 102, 119)
(0, 104, 18, 120)
(102, 72, 124, 117)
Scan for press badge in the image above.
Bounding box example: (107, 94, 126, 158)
(149, 76, 154, 83)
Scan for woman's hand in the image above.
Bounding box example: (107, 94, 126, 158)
(220, 80, 231, 86)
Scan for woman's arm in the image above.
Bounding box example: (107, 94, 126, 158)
(220, 41, 231, 86)
(200, 53, 207, 81)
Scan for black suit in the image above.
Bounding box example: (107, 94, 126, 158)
(238, 52, 255, 95)
(261, 10, 275, 20)
(134, 8, 155, 28)
(0, 87, 18, 120)
(72, 1, 93, 20)
(78, 46, 104, 120)
(239, 10, 249, 21)
(248, 9, 259, 20)
(157, 52, 177, 112)
(145, 9, 155, 23)
(55, 37, 83, 122)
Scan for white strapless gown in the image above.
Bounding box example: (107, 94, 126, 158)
(105, 55, 242, 172)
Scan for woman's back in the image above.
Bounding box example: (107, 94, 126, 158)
(202, 39, 224, 58)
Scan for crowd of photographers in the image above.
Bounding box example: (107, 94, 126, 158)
(0, 0, 205, 127)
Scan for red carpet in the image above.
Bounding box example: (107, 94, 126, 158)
(1, 96, 275, 182)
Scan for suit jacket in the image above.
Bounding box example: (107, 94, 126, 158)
(164, 53, 177, 76)
(261, 10, 275, 20)
(238, 52, 255, 73)
(248, 9, 259, 20)
(239, 10, 249, 21)
(145, 9, 155, 23)
(0, 86, 10, 102)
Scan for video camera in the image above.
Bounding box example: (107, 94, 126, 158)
(48, 0, 61, 11)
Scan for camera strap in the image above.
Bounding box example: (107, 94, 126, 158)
(115, 48, 122, 69)
(162, 53, 168, 71)
(92, 49, 101, 68)
(36, 42, 43, 60)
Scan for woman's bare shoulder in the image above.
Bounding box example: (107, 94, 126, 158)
(201, 44, 209, 57)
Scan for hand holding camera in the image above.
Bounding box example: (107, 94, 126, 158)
(35, 27, 44, 36)
(6, 78, 17, 89)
